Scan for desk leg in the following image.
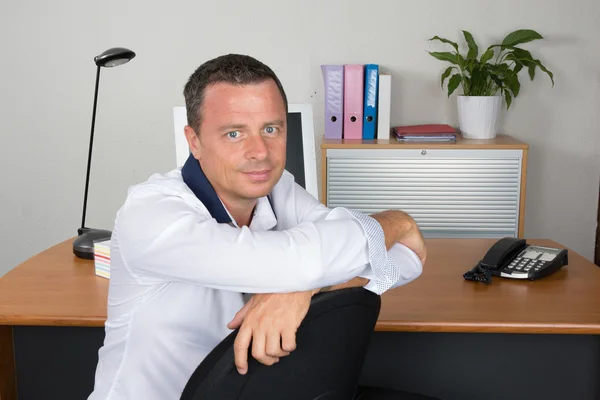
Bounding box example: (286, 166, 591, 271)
(0, 326, 17, 400)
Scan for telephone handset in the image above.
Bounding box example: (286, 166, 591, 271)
(463, 237, 569, 284)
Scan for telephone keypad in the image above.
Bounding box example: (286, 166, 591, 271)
(505, 256, 555, 275)
(507, 257, 536, 272)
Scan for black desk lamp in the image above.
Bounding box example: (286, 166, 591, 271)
(73, 47, 136, 259)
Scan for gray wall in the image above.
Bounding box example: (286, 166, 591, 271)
(1, 0, 599, 276)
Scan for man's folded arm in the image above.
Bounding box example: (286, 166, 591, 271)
(289, 183, 424, 294)
(117, 189, 381, 293)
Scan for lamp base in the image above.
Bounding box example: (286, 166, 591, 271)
(73, 228, 112, 260)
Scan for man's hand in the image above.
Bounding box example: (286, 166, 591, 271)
(397, 217, 427, 265)
(372, 210, 427, 265)
(227, 291, 316, 375)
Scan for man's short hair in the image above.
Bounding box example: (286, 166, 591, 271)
(183, 54, 288, 134)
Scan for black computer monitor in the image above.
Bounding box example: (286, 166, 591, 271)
(283, 104, 318, 199)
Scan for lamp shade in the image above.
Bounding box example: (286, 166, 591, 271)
(94, 47, 136, 68)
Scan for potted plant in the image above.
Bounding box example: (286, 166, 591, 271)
(428, 29, 554, 139)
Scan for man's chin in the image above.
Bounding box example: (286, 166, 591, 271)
(241, 170, 282, 196)
(239, 179, 278, 199)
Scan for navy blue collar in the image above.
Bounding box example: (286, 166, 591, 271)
(181, 153, 275, 224)
(181, 154, 233, 224)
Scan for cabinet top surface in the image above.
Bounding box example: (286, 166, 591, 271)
(321, 134, 528, 150)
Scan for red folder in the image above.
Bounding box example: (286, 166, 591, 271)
(393, 124, 457, 135)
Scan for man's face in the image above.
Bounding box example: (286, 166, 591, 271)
(184, 79, 287, 206)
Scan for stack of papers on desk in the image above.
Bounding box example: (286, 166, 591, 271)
(94, 239, 111, 279)
(392, 124, 459, 142)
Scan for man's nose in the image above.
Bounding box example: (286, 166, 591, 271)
(245, 134, 268, 160)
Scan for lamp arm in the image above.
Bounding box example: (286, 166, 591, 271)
(80, 65, 101, 233)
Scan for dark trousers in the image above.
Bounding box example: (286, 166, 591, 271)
(355, 385, 441, 400)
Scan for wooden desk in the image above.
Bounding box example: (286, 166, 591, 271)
(378, 238, 600, 334)
(1, 238, 599, 400)
(0, 239, 108, 327)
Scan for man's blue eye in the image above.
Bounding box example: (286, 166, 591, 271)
(265, 127, 276, 134)
(227, 131, 239, 138)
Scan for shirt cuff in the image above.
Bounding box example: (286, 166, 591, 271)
(385, 243, 423, 289)
(344, 209, 402, 295)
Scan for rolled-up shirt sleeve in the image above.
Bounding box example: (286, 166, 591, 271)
(116, 187, 375, 294)
(345, 210, 423, 294)
(293, 183, 422, 294)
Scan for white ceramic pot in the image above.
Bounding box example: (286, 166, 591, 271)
(457, 95, 503, 139)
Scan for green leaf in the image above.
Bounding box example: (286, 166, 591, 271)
(533, 59, 555, 86)
(507, 49, 553, 86)
(489, 73, 504, 91)
(528, 63, 536, 80)
(495, 63, 512, 75)
(513, 61, 524, 74)
(501, 29, 543, 47)
(504, 53, 524, 73)
(462, 30, 479, 60)
(506, 51, 535, 79)
(480, 48, 494, 64)
(428, 51, 458, 65)
(503, 88, 513, 109)
(511, 48, 534, 62)
(508, 73, 521, 97)
(447, 74, 462, 97)
(441, 66, 454, 87)
(429, 36, 459, 52)
(456, 53, 467, 71)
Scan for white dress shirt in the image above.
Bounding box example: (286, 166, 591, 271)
(88, 166, 422, 400)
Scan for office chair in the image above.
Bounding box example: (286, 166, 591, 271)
(179, 287, 381, 400)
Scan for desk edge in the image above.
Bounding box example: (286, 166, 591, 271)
(2, 318, 599, 334)
(375, 321, 600, 335)
(0, 316, 105, 328)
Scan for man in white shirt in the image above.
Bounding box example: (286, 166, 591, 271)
(88, 54, 437, 400)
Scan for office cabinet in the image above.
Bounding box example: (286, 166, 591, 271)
(321, 135, 528, 238)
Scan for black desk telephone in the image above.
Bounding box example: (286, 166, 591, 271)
(463, 237, 569, 284)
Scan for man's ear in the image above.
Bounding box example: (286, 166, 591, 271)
(184, 125, 202, 160)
